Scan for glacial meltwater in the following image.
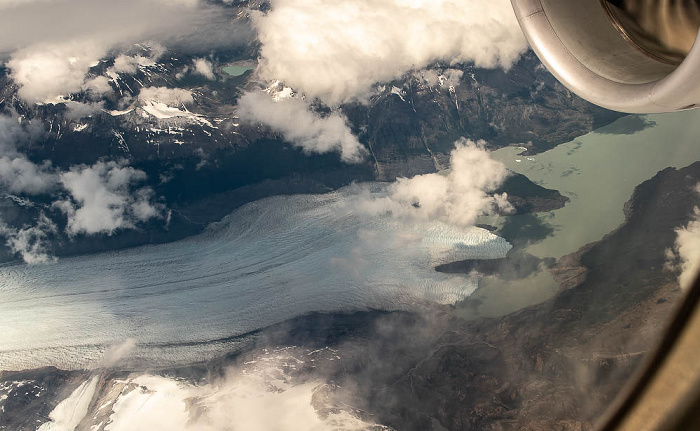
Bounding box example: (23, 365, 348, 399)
(464, 110, 700, 318)
(491, 110, 700, 259)
(222, 65, 255, 76)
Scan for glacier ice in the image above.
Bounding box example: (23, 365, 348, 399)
(0, 183, 510, 370)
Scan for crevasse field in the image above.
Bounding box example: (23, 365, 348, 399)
(0, 183, 511, 370)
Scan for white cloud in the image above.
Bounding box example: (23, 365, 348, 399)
(0, 156, 165, 261)
(0, 114, 167, 261)
(237, 0, 525, 163)
(192, 58, 215, 79)
(7, 40, 110, 103)
(252, 0, 527, 104)
(237, 91, 366, 163)
(83, 75, 113, 97)
(0, 115, 56, 194)
(54, 161, 163, 236)
(112, 54, 141, 74)
(0, 212, 57, 264)
(0, 156, 56, 194)
(667, 184, 700, 290)
(353, 139, 512, 226)
(138, 86, 194, 106)
(109, 46, 164, 75)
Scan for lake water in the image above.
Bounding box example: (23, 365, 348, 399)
(491, 110, 700, 259)
(462, 110, 700, 318)
(222, 65, 255, 76)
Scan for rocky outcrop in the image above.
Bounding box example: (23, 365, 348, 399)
(346, 51, 623, 170)
(497, 171, 570, 214)
(549, 244, 593, 291)
(0, 367, 88, 430)
(436, 249, 555, 281)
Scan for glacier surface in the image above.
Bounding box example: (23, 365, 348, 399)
(0, 183, 510, 370)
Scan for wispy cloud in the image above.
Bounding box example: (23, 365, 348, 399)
(0, 212, 57, 264)
(237, 90, 366, 163)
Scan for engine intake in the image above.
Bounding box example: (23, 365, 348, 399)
(511, 0, 700, 112)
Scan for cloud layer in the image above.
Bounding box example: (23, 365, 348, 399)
(0, 0, 238, 54)
(253, 0, 527, 104)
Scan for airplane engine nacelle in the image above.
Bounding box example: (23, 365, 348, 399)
(511, 0, 700, 113)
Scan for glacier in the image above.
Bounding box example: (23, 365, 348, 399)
(0, 183, 510, 370)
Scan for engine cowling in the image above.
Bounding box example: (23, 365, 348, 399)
(510, 0, 700, 113)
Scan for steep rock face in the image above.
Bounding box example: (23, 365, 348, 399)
(346, 52, 622, 174)
(0, 367, 88, 430)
